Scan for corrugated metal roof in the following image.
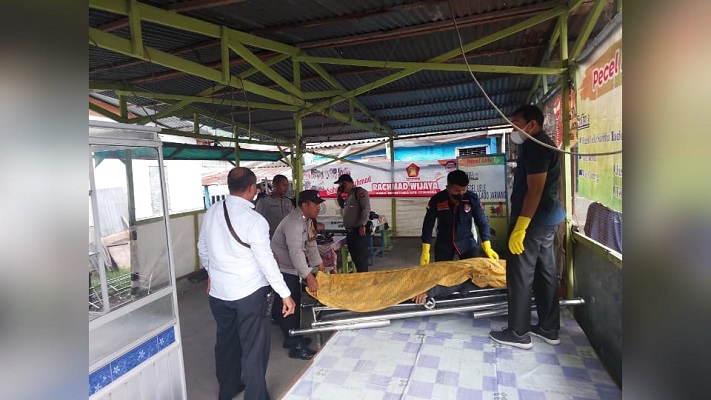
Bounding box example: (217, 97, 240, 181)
(90, 0, 619, 143)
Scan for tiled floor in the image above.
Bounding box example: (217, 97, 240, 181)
(283, 309, 620, 400)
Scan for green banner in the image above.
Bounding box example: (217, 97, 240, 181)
(575, 24, 623, 212)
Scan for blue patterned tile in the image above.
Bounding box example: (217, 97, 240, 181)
(365, 374, 391, 391)
(463, 340, 484, 350)
(482, 376, 497, 391)
(88, 326, 175, 395)
(342, 347, 364, 359)
(156, 327, 175, 350)
(404, 342, 422, 353)
(316, 355, 338, 369)
(326, 370, 349, 385)
(354, 360, 375, 372)
(334, 335, 354, 346)
(416, 354, 440, 369)
(290, 380, 314, 396)
(425, 322, 438, 330)
(89, 365, 112, 396)
(407, 381, 434, 398)
(483, 352, 496, 364)
(535, 352, 560, 365)
(394, 364, 413, 379)
(496, 347, 514, 359)
(109, 356, 129, 381)
(435, 370, 459, 386)
(472, 318, 491, 328)
(518, 388, 547, 400)
(402, 319, 421, 329)
(582, 356, 605, 370)
(471, 334, 491, 343)
(391, 332, 410, 342)
(562, 366, 591, 381)
(457, 387, 483, 399)
(424, 336, 445, 346)
(555, 344, 578, 355)
(432, 331, 454, 339)
(497, 371, 517, 387)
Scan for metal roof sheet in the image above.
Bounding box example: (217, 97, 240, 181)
(89, 0, 619, 143)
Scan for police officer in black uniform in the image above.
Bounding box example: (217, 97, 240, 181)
(334, 174, 371, 272)
(421, 169, 499, 265)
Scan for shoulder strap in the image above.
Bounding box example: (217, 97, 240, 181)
(223, 201, 251, 249)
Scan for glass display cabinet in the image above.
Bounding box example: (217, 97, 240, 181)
(88, 121, 187, 399)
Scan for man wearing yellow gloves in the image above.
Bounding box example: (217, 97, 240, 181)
(421, 169, 499, 265)
(489, 105, 566, 350)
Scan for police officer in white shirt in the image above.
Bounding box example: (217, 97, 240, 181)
(270, 189, 325, 360)
(198, 167, 295, 400)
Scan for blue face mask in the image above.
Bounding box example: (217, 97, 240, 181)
(450, 193, 463, 201)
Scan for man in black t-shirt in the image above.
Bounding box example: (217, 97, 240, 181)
(490, 104, 566, 350)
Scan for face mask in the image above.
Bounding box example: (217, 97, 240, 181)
(253, 192, 259, 201)
(451, 193, 463, 201)
(510, 122, 531, 144)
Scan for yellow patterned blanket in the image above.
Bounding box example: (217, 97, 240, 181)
(306, 258, 506, 312)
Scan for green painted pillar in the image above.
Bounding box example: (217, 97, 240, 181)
(294, 118, 303, 193)
(559, 13, 575, 300)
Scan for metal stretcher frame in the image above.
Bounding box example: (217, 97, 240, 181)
(291, 287, 584, 338)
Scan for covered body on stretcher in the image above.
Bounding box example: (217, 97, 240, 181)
(305, 258, 507, 313)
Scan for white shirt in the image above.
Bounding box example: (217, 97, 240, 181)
(198, 195, 290, 301)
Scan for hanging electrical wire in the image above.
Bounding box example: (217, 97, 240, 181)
(446, 2, 622, 157)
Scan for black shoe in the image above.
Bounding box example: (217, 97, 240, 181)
(489, 327, 533, 349)
(530, 324, 561, 345)
(283, 336, 312, 349)
(288, 343, 316, 360)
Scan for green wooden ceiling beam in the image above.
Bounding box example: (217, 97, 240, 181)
(570, 0, 606, 60)
(89, 27, 305, 107)
(159, 128, 285, 146)
(114, 90, 299, 112)
(228, 37, 303, 97)
(127, 0, 143, 58)
(295, 55, 565, 75)
(89, 0, 404, 138)
(527, 20, 561, 103)
(304, 61, 394, 136)
(296, 4, 567, 119)
(301, 90, 345, 100)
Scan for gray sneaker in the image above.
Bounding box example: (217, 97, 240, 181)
(530, 324, 561, 345)
(489, 327, 532, 349)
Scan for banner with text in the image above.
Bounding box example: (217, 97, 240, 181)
(575, 23, 622, 211)
(303, 160, 458, 198)
(457, 154, 509, 253)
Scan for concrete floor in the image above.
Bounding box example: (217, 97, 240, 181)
(177, 236, 423, 400)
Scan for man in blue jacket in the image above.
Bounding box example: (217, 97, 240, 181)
(421, 169, 499, 264)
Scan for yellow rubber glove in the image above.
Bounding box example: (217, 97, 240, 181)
(508, 216, 531, 255)
(481, 240, 499, 259)
(420, 243, 431, 265)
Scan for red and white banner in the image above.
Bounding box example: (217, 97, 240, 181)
(303, 160, 458, 198)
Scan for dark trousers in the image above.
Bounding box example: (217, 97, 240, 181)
(209, 287, 272, 400)
(506, 223, 561, 336)
(346, 229, 370, 272)
(272, 272, 303, 348)
(434, 244, 479, 262)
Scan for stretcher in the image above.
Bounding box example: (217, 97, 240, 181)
(290, 258, 583, 337)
